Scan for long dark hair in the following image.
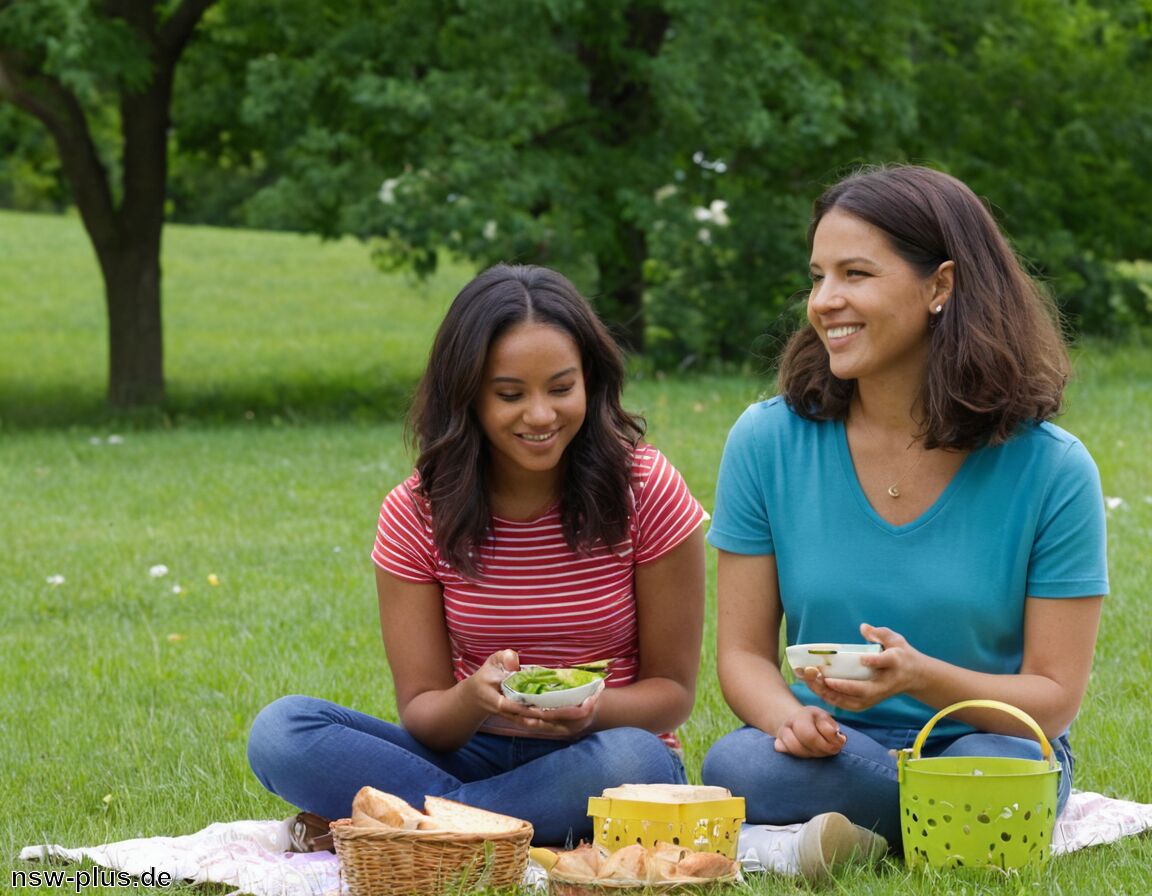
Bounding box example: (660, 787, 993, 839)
(408, 264, 645, 579)
(779, 164, 1070, 449)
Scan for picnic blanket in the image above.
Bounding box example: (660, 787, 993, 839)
(18, 820, 340, 896)
(18, 790, 1152, 896)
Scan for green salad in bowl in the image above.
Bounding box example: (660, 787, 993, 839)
(502, 662, 608, 708)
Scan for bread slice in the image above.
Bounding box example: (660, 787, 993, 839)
(351, 786, 431, 830)
(423, 796, 527, 834)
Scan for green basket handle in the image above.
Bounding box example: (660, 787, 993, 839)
(907, 699, 1057, 768)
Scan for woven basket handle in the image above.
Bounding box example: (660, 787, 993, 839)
(909, 699, 1056, 768)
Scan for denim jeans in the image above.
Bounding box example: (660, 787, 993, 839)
(701, 722, 1074, 847)
(247, 695, 686, 845)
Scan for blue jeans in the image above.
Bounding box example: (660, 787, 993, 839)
(701, 722, 1074, 847)
(247, 695, 686, 845)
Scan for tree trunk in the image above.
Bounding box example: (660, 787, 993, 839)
(100, 63, 174, 408)
(595, 222, 649, 353)
(580, 4, 670, 355)
(98, 233, 165, 408)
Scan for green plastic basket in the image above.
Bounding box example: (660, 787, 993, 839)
(897, 699, 1059, 872)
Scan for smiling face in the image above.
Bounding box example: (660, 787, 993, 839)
(476, 320, 587, 491)
(807, 208, 951, 389)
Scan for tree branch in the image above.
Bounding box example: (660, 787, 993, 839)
(158, 0, 218, 59)
(97, 0, 215, 67)
(91, 0, 214, 233)
(0, 48, 118, 243)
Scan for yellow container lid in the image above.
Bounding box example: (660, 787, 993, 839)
(587, 795, 746, 822)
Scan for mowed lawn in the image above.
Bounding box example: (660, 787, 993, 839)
(2, 210, 1150, 894)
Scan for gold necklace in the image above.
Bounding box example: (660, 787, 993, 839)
(852, 401, 925, 499)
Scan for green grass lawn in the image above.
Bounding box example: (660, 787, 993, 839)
(2, 210, 1150, 894)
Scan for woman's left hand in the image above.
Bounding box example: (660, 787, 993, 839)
(797, 623, 924, 712)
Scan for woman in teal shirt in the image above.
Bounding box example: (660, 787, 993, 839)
(702, 165, 1108, 875)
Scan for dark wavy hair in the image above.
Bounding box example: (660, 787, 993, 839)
(408, 263, 645, 579)
(779, 164, 1070, 449)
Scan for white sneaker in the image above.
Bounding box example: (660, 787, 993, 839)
(795, 812, 888, 881)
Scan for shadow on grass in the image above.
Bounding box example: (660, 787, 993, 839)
(0, 373, 418, 431)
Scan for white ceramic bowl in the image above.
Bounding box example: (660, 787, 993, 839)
(785, 643, 882, 680)
(501, 666, 606, 709)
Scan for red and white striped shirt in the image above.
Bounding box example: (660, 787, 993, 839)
(371, 444, 705, 747)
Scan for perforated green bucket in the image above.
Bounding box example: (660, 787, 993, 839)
(898, 699, 1059, 872)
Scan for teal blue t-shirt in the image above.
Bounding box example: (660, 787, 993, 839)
(707, 397, 1109, 738)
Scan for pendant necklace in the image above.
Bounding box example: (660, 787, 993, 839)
(853, 401, 925, 499)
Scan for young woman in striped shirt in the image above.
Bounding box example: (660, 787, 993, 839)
(248, 264, 707, 844)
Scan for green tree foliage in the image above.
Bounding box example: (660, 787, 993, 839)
(179, 0, 923, 364)
(637, 0, 923, 367)
(207, 0, 1149, 365)
(908, 0, 1152, 334)
(4, 0, 1150, 392)
(0, 103, 68, 209)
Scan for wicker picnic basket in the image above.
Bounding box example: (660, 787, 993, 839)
(331, 817, 533, 896)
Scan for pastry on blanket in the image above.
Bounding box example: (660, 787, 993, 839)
(649, 841, 690, 880)
(350, 786, 429, 830)
(551, 842, 603, 880)
(599, 843, 650, 881)
(674, 850, 737, 879)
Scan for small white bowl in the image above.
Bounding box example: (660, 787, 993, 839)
(785, 643, 882, 680)
(501, 666, 606, 709)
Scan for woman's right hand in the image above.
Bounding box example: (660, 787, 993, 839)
(772, 705, 848, 758)
(466, 648, 522, 714)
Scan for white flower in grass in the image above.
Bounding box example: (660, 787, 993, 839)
(107, 434, 124, 445)
(654, 184, 677, 203)
(89, 436, 103, 445)
(171, 584, 183, 595)
(1105, 496, 1125, 511)
(149, 564, 169, 578)
(482, 219, 498, 240)
(696, 228, 712, 244)
(46, 574, 66, 586)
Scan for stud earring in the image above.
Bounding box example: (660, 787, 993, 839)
(934, 304, 943, 314)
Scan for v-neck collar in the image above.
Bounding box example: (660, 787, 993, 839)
(834, 419, 977, 534)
